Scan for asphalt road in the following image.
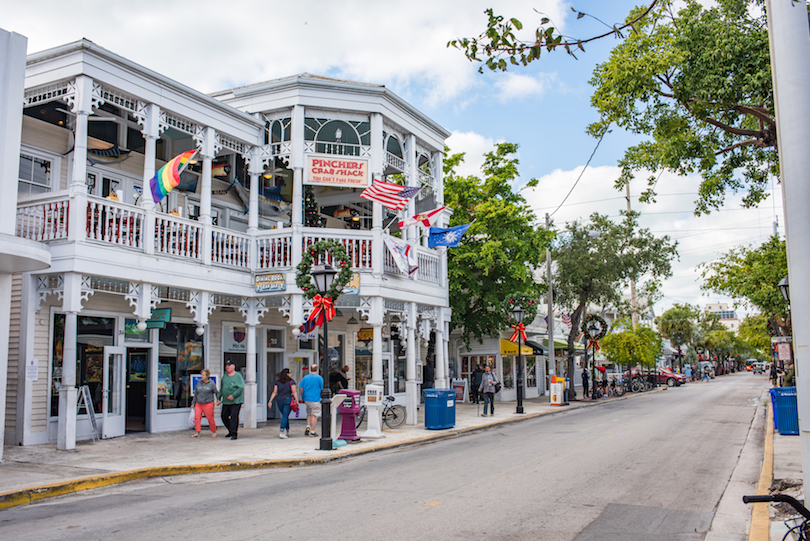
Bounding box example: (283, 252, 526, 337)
(0, 372, 768, 541)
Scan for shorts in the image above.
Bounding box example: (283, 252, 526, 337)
(305, 401, 322, 417)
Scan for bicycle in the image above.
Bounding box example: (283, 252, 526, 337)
(743, 494, 810, 540)
(355, 395, 407, 429)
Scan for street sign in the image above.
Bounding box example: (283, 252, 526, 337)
(771, 336, 793, 343)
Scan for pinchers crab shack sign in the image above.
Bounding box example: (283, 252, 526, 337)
(305, 156, 369, 188)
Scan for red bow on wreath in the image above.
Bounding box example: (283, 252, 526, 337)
(307, 294, 335, 327)
(510, 323, 527, 343)
(588, 336, 601, 351)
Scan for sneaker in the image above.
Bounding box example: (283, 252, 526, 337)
(279, 433, 288, 439)
(481, 414, 488, 417)
(305, 427, 310, 436)
(309, 432, 318, 437)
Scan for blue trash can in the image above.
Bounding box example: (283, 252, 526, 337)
(424, 389, 455, 429)
(773, 387, 799, 435)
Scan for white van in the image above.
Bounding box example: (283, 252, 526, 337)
(698, 361, 715, 379)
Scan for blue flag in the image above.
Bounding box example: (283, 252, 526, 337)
(428, 224, 472, 248)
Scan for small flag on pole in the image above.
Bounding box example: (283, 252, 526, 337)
(360, 180, 420, 211)
(150, 150, 198, 203)
(562, 313, 573, 329)
(428, 223, 472, 248)
(398, 205, 447, 229)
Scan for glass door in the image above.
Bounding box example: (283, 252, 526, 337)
(102, 346, 126, 438)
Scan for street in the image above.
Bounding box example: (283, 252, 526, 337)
(0, 372, 768, 541)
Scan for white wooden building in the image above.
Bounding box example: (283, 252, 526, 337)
(5, 39, 451, 450)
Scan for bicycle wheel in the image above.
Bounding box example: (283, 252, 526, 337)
(614, 384, 626, 397)
(631, 380, 644, 393)
(355, 405, 367, 429)
(383, 404, 407, 429)
(644, 380, 654, 391)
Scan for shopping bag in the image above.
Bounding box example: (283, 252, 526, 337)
(188, 405, 196, 428)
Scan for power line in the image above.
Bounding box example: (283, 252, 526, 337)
(548, 130, 606, 218)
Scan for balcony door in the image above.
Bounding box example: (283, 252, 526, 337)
(101, 346, 126, 439)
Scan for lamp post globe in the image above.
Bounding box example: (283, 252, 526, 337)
(311, 264, 338, 451)
(587, 322, 599, 399)
(512, 304, 525, 414)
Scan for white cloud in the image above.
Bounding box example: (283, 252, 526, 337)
(445, 131, 505, 177)
(494, 72, 556, 102)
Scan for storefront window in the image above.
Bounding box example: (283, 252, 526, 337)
(526, 356, 537, 388)
(266, 328, 284, 348)
(50, 314, 115, 417)
(157, 322, 203, 410)
(124, 319, 150, 343)
(503, 356, 514, 389)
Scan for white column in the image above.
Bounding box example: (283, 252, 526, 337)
(67, 76, 94, 244)
(244, 323, 257, 429)
(766, 0, 810, 496)
(57, 310, 78, 450)
(370, 297, 384, 387)
(199, 127, 215, 266)
(435, 324, 446, 388)
(140, 104, 160, 255)
(405, 302, 418, 424)
(371, 114, 385, 277)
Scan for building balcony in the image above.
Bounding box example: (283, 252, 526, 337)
(15, 193, 444, 295)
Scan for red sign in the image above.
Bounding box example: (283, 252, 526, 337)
(305, 156, 369, 188)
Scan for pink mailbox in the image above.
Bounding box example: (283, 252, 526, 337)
(337, 389, 361, 441)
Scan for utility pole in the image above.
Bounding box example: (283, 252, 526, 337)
(766, 0, 810, 497)
(626, 184, 639, 327)
(546, 213, 555, 384)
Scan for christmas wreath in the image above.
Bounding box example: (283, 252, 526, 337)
(503, 294, 538, 342)
(295, 240, 353, 301)
(581, 313, 608, 340)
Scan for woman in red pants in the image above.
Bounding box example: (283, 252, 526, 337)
(192, 369, 218, 437)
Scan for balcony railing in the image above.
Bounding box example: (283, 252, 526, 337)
(16, 194, 443, 286)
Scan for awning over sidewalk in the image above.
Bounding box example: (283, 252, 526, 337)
(499, 338, 533, 355)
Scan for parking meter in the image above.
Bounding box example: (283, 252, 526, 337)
(362, 384, 385, 439)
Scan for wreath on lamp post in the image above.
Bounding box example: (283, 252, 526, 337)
(295, 240, 353, 300)
(581, 313, 608, 340)
(503, 294, 539, 328)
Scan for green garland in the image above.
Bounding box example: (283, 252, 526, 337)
(295, 240, 353, 300)
(581, 313, 608, 340)
(503, 294, 538, 327)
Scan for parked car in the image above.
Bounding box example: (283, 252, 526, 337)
(625, 368, 686, 387)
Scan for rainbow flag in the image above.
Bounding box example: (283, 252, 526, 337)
(150, 150, 198, 204)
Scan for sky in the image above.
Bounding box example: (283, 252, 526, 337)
(3, 0, 784, 321)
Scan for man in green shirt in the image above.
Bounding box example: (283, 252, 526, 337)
(217, 360, 245, 440)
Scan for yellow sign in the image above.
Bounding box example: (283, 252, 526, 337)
(357, 328, 373, 342)
(499, 338, 533, 356)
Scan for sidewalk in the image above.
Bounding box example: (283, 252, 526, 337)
(768, 409, 804, 541)
(1, 393, 598, 508)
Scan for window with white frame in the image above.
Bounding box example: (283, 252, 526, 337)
(18, 150, 58, 196)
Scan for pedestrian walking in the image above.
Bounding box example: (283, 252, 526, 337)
(298, 364, 323, 437)
(191, 368, 218, 438)
(269, 367, 298, 439)
(217, 360, 245, 440)
(702, 365, 711, 383)
(471, 364, 484, 404)
(582, 368, 589, 399)
(478, 365, 499, 416)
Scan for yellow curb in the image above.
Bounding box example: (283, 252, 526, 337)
(748, 397, 774, 541)
(0, 394, 632, 509)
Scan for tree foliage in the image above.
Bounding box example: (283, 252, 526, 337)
(443, 143, 552, 345)
(737, 314, 770, 357)
(656, 303, 697, 347)
(448, 2, 659, 71)
(602, 321, 662, 370)
(553, 211, 677, 386)
(589, 0, 780, 214)
(700, 235, 788, 334)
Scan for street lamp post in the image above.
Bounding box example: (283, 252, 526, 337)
(587, 322, 599, 399)
(311, 264, 338, 451)
(512, 304, 526, 414)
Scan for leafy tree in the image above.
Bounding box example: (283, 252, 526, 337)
(443, 143, 552, 344)
(656, 304, 697, 369)
(737, 314, 770, 357)
(700, 235, 788, 335)
(448, 2, 659, 71)
(588, 0, 781, 214)
(602, 320, 662, 372)
(553, 211, 677, 393)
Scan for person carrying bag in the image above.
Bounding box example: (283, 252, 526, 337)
(478, 365, 499, 417)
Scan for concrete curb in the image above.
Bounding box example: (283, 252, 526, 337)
(0, 389, 650, 509)
(747, 396, 775, 541)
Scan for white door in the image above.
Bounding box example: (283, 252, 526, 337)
(102, 345, 126, 438)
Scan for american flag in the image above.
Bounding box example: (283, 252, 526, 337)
(562, 313, 573, 329)
(360, 180, 420, 211)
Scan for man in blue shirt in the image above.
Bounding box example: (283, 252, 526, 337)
(299, 363, 324, 437)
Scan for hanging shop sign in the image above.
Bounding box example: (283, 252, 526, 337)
(499, 338, 533, 356)
(146, 307, 171, 329)
(224, 324, 247, 353)
(255, 273, 286, 293)
(305, 156, 369, 188)
(357, 328, 374, 342)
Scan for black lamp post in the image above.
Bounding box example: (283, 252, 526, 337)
(779, 276, 791, 370)
(512, 304, 525, 414)
(311, 264, 337, 451)
(674, 335, 683, 372)
(587, 322, 599, 399)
